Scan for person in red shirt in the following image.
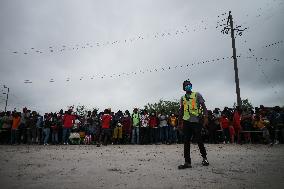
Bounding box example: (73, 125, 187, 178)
(97, 109, 112, 147)
(62, 110, 75, 144)
(220, 113, 230, 144)
(149, 112, 159, 144)
(233, 107, 242, 144)
(121, 110, 131, 144)
(229, 124, 235, 143)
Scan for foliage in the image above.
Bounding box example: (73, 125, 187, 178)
(67, 105, 98, 116)
(144, 99, 180, 114)
(233, 98, 254, 110)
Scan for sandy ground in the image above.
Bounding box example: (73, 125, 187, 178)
(0, 144, 283, 189)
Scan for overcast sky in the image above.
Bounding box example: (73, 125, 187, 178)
(0, 0, 283, 114)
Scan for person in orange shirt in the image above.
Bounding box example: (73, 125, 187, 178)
(168, 113, 178, 144)
(11, 112, 21, 144)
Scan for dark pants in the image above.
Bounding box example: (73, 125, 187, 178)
(26, 128, 37, 144)
(19, 124, 27, 144)
(160, 126, 169, 143)
(99, 128, 112, 145)
(183, 121, 207, 163)
(150, 128, 159, 144)
(268, 125, 277, 143)
(208, 123, 218, 144)
(140, 127, 149, 144)
(223, 128, 230, 143)
(169, 127, 177, 143)
(36, 128, 43, 144)
(63, 128, 71, 144)
(177, 129, 184, 143)
(0, 129, 10, 144)
(11, 129, 18, 144)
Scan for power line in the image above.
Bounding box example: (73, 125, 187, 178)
(244, 48, 283, 103)
(20, 54, 281, 84)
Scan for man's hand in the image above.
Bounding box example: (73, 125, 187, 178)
(178, 120, 183, 130)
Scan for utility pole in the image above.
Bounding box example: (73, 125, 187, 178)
(218, 11, 247, 108)
(3, 85, 9, 112)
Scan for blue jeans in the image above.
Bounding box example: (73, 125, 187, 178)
(63, 128, 71, 143)
(169, 127, 177, 143)
(150, 128, 159, 144)
(52, 132, 58, 144)
(131, 127, 139, 144)
(43, 128, 50, 144)
(160, 126, 169, 143)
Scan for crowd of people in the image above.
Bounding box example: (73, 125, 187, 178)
(0, 105, 283, 146)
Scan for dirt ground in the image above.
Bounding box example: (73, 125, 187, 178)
(0, 144, 283, 189)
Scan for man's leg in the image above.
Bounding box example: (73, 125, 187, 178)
(11, 130, 15, 144)
(62, 128, 67, 144)
(183, 123, 192, 164)
(160, 127, 164, 143)
(193, 123, 209, 166)
(178, 121, 192, 169)
(165, 126, 169, 143)
(131, 128, 135, 144)
(140, 127, 144, 144)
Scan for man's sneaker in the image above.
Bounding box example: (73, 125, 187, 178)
(202, 159, 209, 166)
(178, 163, 192, 169)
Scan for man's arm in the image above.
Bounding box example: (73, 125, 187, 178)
(178, 97, 184, 129)
(197, 92, 208, 126)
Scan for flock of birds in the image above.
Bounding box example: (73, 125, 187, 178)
(3, 0, 283, 85)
